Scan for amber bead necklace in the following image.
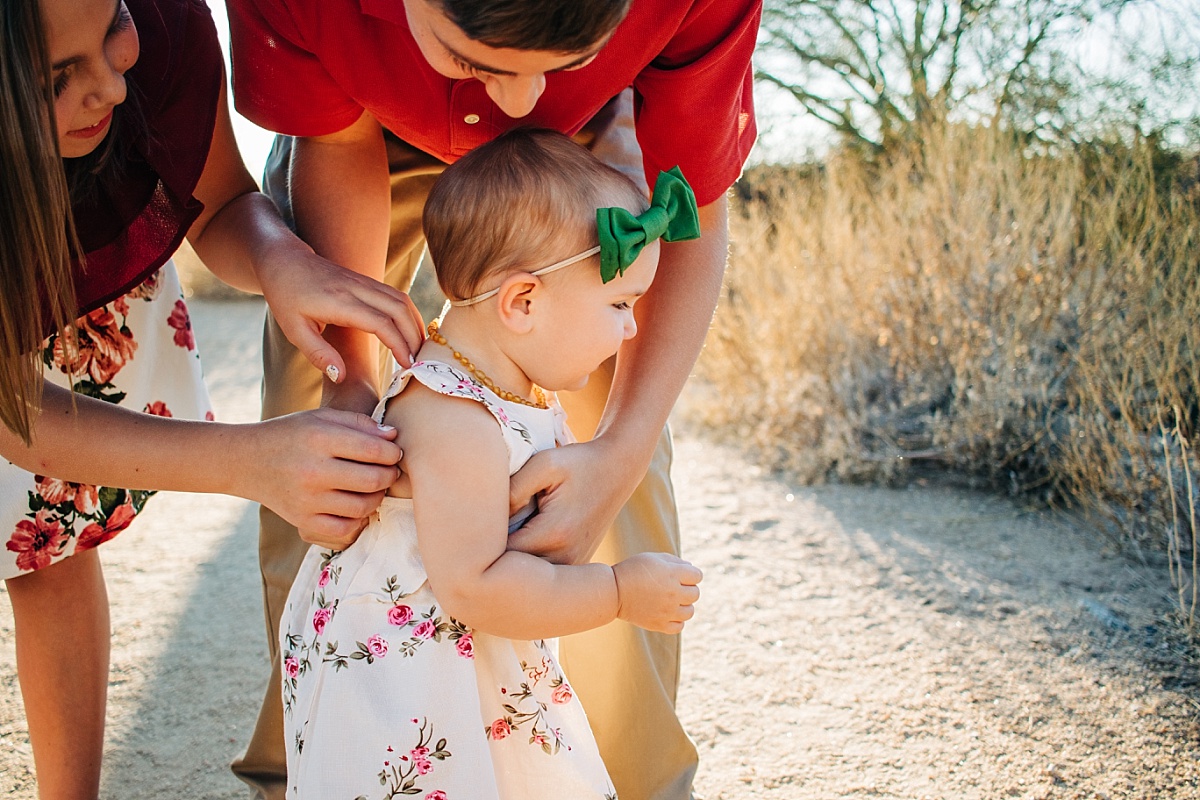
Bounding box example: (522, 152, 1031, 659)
(425, 320, 548, 410)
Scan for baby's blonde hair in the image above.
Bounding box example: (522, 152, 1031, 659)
(423, 129, 647, 302)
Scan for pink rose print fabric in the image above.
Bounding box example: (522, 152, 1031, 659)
(167, 299, 196, 350)
(7, 510, 68, 572)
(144, 401, 172, 417)
(279, 362, 615, 799)
(0, 264, 212, 579)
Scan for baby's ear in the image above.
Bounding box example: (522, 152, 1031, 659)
(495, 273, 542, 334)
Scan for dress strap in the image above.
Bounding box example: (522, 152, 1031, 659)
(374, 361, 549, 472)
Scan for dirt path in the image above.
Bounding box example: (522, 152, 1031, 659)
(0, 296, 1196, 799)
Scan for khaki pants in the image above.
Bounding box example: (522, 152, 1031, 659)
(231, 93, 698, 800)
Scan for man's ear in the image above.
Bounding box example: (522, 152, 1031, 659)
(495, 272, 542, 334)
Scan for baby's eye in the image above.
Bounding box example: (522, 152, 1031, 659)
(613, 301, 632, 311)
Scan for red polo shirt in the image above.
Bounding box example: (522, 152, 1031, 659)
(227, 0, 759, 206)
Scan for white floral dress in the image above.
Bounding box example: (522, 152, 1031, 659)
(0, 264, 212, 579)
(280, 361, 617, 800)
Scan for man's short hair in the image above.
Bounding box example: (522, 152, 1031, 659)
(431, 0, 632, 52)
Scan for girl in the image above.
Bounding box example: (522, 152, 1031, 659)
(280, 129, 703, 799)
(1, 0, 425, 796)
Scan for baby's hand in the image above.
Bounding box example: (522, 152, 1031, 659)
(612, 553, 702, 634)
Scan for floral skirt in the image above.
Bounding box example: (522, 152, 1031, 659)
(280, 497, 618, 800)
(0, 263, 212, 581)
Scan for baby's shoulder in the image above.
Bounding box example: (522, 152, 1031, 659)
(388, 383, 511, 493)
(380, 363, 503, 445)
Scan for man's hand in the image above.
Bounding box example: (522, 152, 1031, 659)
(506, 437, 645, 565)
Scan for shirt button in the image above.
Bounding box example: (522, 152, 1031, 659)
(463, 113, 480, 125)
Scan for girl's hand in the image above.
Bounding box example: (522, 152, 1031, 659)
(612, 553, 702, 634)
(257, 247, 426, 376)
(241, 409, 402, 549)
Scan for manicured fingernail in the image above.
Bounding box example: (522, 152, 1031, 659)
(325, 365, 340, 383)
(409, 352, 417, 364)
(377, 423, 395, 432)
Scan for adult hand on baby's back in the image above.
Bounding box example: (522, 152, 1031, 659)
(507, 438, 640, 565)
(258, 248, 426, 375)
(244, 409, 401, 550)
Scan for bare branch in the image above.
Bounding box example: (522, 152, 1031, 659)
(817, 2, 885, 88)
(994, 17, 1053, 115)
(886, 0, 914, 63)
(757, 0, 1172, 150)
(757, 69, 880, 147)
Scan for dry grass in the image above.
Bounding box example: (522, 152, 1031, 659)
(693, 122, 1200, 628)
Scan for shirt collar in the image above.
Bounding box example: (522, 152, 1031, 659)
(359, 0, 408, 25)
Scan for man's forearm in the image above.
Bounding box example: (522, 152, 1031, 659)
(599, 196, 730, 464)
(289, 113, 392, 409)
(502, 196, 730, 564)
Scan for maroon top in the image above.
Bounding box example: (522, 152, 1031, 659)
(228, 0, 759, 207)
(66, 0, 222, 323)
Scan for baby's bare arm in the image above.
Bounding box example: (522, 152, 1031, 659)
(391, 382, 700, 637)
(393, 384, 620, 639)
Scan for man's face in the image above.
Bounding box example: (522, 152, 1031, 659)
(403, 0, 607, 119)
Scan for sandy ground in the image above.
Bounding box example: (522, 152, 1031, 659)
(0, 296, 1196, 799)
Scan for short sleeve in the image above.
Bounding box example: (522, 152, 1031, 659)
(63, 0, 222, 323)
(142, 0, 222, 201)
(227, 0, 364, 136)
(633, 0, 761, 206)
(377, 361, 552, 474)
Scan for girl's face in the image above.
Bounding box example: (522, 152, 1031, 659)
(42, 0, 139, 158)
(529, 239, 660, 392)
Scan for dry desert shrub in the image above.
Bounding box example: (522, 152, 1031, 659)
(1055, 146, 1200, 624)
(694, 123, 1200, 624)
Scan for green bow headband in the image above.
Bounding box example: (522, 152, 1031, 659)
(597, 166, 701, 283)
(449, 167, 701, 307)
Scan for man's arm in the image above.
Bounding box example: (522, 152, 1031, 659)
(507, 196, 728, 563)
(286, 111, 397, 412)
(187, 84, 422, 380)
(601, 197, 728, 459)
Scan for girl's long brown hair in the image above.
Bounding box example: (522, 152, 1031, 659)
(0, 0, 81, 444)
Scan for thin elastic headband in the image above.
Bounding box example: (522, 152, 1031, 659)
(449, 246, 602, 307)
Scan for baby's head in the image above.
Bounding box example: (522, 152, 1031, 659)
(423, 129, 664, 391)
(424, 128, 648, 303)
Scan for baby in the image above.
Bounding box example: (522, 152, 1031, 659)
(280, 128, 704, 799)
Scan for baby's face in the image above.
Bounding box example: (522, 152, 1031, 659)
(526, 239, 660, 392)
